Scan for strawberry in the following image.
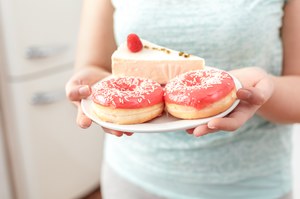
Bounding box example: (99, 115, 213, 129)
(127, 33, 143, 53)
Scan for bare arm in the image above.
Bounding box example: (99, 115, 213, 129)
(75, 0, 116, 72)
(257, 0, 300, 123)
(191, 0, 300, 136)
(66, 0, 120, 131)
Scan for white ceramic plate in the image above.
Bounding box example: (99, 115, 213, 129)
(81, 74, 242, 133)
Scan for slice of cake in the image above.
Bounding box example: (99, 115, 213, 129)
(111, 34, 205, 85)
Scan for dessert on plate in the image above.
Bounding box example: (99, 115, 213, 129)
(91, 76, 164, 124)
(164, 69, 237, 119)
(88, 34, 238, 125)
(112, 33, 205, 85)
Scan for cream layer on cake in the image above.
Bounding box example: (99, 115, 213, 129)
(112, 39, 205, 84)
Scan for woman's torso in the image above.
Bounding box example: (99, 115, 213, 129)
(105, 0, 292, 198)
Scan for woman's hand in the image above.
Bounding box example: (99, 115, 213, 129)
(65, 66, 133, 137)
(186, 67, 274, 137)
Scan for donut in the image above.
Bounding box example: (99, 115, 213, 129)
(92, 76, 164, 124)
(164, 69, 237, 119)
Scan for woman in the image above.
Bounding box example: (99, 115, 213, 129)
(66, 0, 300, 198)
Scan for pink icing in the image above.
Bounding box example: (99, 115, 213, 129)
(92, 76, 164, 109)
(164, 69, 236, 109)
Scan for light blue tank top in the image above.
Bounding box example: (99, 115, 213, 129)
(105, 0, 292, 198)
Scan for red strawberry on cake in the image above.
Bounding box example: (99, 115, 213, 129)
(127, 33, 143, 52)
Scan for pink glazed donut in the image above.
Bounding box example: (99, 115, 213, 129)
(92, 76, 164, 124)
(164, 69, 237, 119)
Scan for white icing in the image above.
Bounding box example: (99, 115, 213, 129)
(112, 39, 204, 61)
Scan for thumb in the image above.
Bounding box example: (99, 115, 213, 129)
(237, 87, 266, 105)
(66, 83, 91, 102)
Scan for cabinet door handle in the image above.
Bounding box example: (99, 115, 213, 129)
(25, 45, 68, 59)
(30, 90, 65, 105)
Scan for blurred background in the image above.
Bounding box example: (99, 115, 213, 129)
(0, 0, 104, 198)
(0, 0, 299, 199)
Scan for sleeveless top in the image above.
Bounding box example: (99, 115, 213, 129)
(105, 0, 292, 198)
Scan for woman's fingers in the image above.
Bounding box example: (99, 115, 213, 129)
(204, 87, 267, 132)
(185, 68, 275, 137)
(75, 102, 133, 136)
(186, 126, 217, 137)
(67, 79, 133, 136)
(102, 127, 134, 137)
(124, 132, 134, 136)
(66, 79, 93, 128)
(76, 102, 93, 128)
(66, 83, 91, 101)
(207, 114, 247, 132)
(187, 91, 263, 136)
(237, 87, 265, 105)
(193, 125, 217, 137)
(206, 100, 258, 132)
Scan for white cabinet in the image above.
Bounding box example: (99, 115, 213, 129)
(0, 0, 105, 198)
(1, 0, 81, 77)
(5, 68, 104, 199)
